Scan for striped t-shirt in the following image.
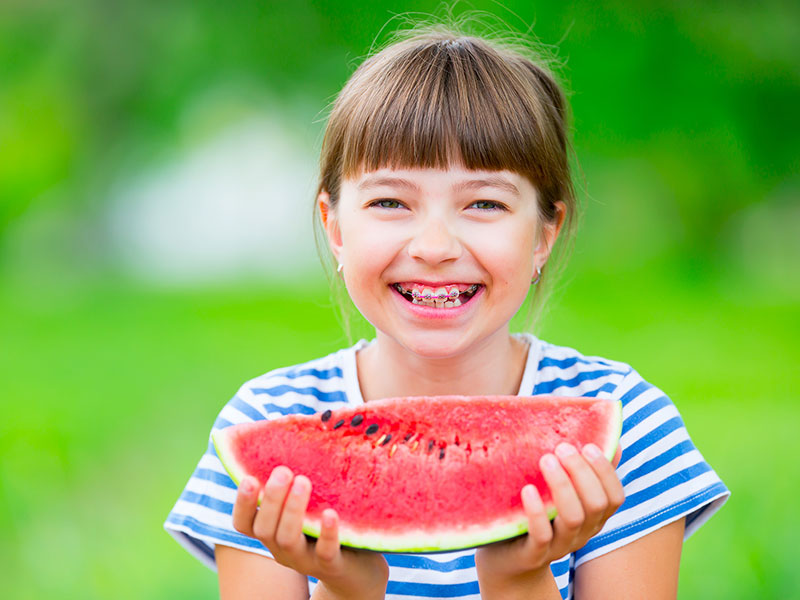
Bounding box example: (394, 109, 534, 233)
(165, 334, 729, 599)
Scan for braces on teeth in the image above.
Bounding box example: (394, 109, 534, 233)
(410, 288, 461, 301)
(396, 284, 479, 307)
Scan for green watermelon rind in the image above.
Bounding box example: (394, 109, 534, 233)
(212, 398, 622, 553)
(606, 399, 624, 463)
(299, 508, 556, 554)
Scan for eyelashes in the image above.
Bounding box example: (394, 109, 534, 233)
(368, 199, 509, 212)
(468, 200, 508, 211)
(369, 199, 404, 209)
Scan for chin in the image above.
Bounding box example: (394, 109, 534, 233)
(398, 332, 472, 360)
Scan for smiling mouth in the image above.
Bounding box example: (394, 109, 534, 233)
(392, 283, 481, 308)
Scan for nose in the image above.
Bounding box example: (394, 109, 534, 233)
(407, 215, 463, 265)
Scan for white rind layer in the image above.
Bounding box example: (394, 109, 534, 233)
(212, 429, 248, 488)
(212, 399, 623, 552)
(302, 513, 541, 553)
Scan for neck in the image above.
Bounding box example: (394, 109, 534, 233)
(356, 330, 530, 401)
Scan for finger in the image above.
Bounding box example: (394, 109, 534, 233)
(540, 453, 584, 553)
(555, 443, 608, 528)
(231, 476, 261, 536)
(273, 474, 312, 554)
(315, 508, 342, 564)
(582, 444, 626, 519)
(521, 484, 554, 553)
(251, 466, 294, 544)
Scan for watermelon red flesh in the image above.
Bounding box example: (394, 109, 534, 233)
(213, 395, 622, 553)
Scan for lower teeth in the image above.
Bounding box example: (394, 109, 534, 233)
(411, 297, 463, 308)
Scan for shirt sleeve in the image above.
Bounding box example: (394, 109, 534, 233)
(163, 388, 276, 571)
(573, 369, 730, 568)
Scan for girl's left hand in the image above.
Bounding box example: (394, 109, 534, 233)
(474, 442, 624, 591)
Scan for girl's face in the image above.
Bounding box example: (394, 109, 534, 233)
(322, 165, 562, 359)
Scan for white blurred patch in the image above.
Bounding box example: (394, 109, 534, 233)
(108, 115, 323, 284)
(717, 178, 800, 301)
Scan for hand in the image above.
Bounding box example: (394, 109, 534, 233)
(232, 466, 389, 600)
(475, 442, 624, 590)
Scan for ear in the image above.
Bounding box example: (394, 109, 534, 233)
(534, 201, 566, 268)
(318, 190, 343, 263)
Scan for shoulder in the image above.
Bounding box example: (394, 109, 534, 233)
(527, 336, 637, 400)
(529, 336, 680, 442)
(213, 345, 359, 431)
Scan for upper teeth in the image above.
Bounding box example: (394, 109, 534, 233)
(402, 284, 478, 301)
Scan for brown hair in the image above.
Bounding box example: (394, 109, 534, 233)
(315, 20, 580, 332)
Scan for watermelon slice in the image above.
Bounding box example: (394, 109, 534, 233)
(213, 395, 622, 553)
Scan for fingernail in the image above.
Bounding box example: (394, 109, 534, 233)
(541, 453, 558, 471)
(240, 477, 255, 494)
(555, 443, 576, 458)
(522, 485, 542, 507)
(269, 467, 291, 486)
(322, 509, 336, 528)
(291, 476, 309, 495)
(582, 444, 603, 459)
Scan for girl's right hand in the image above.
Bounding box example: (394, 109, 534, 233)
(232, 466, 389, 600)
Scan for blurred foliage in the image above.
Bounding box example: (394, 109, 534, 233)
(1, 0, 799, 598)
(1, 0, 798, 265)
(1, 276, 798, 599)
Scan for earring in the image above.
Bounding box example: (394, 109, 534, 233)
(336, 263, 344, 274)
(531, 265, 542, 285)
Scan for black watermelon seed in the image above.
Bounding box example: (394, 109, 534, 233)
(403, 432, 413, 441)
(321, 410, 332, 422)
(333, 419, 345, 429)
(427, 440, 435, 452)
(350, 414, 364, 427)
(381, 434, 392, 445)
(439, 447, 445, 460)
(365, 424, 379, 435)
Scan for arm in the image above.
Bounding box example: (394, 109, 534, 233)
(217, 544, 309, 600)
(574, 517, 685, 599)
(218, 545, 386, 600)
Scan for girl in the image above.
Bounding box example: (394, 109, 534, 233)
(165, 23, 729, 600)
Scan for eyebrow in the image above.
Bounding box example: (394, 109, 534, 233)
(454, 177, 520, 197)
(357, 176, 421, 192)
(357, 175, 520, 197)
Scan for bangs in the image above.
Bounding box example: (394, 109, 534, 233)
(321, 35, 568, 197)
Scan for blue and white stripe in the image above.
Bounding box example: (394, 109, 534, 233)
(165, 335, 729, 598)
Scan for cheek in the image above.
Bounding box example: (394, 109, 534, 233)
(339, 218, 403, 279)
(478, 228, 537, 279)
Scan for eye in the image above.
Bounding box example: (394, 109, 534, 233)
(370, 199, 404, 209)
(469, 200, 507, 211)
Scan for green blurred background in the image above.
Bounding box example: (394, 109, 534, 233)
(1, 0, 798, 598)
